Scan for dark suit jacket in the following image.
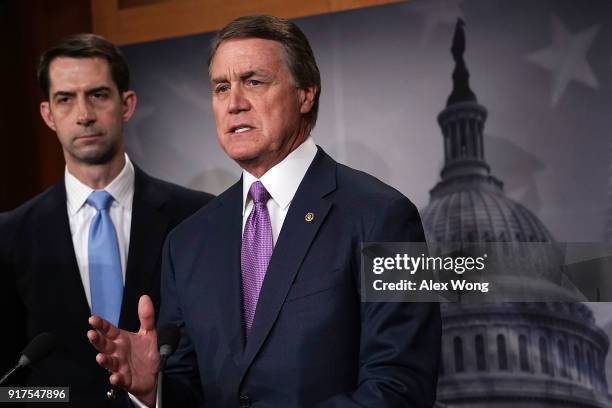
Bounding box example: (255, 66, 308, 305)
(0, 166, 213, 407)
(160, 148, 441, 408)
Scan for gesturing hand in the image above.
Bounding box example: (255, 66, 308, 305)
(87, 295, 160, 406)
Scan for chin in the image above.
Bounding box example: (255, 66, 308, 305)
(225, 145, 261, 163)
(73, 146, 118, 165)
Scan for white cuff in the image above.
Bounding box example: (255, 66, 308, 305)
(127, 375, 162, 408)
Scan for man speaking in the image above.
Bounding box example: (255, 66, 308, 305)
(89, 15, 441, 407)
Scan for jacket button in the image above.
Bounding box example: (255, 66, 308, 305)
(239, 394, 251, 407)
(106, 389, 116, 400)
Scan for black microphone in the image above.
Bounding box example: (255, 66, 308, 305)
(157, 323, 180, 371)
(0, 332, 55, 385)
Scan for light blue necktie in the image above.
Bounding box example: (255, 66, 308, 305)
(87, 190, 123, 326)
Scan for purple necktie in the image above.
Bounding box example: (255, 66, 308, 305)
(241, 181, 273, 336)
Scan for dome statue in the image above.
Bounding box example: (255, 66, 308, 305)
(424, 19, 611, 407)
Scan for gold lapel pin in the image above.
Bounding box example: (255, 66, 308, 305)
(305, 212, 315, 222)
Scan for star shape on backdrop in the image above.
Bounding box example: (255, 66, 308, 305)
(525, 14, 600, 107)
(410, 0, 464, 47)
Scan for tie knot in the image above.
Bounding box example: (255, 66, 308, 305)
(87, 190, 114, 211)
(249, 181, 270, 205)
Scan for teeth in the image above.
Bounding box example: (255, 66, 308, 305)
(234, 127, 251, 133)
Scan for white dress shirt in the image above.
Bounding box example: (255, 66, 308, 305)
(65, 154, 134, 309)
(242, 136, 318, 245)
(66, 156, 153, 408)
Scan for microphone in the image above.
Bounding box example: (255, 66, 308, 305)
(157, 323, 180, 371)
(153, 324, 180, 408)
(0, 332, 55, 385)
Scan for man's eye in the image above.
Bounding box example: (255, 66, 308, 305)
(215, 84, 229, 94)
(92, 92, 108, 100)
(248, 80, 262, 86)
(57, 97, 71, 104)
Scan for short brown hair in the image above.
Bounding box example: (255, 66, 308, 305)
(209, 15, 321, 129)
(37, 33, 130, 100)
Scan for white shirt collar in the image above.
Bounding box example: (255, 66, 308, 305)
(242, 137, 317, 215)
(65, 154, 135, 215)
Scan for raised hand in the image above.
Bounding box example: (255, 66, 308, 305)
(87, 295, 160, 406)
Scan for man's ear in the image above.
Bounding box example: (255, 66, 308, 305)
(121, 90, 137, 122)
(298, 85, 317, 114)
(40, 101, 57, 131)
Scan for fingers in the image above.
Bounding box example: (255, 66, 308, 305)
(96, 353, 120, 372)
(138, 295, 156, 332)
(108, 371, 131, 388)
(109, 373, 126, 387)
(88, 315, 121, 340)
(98, 355, 133, 389)
(94, 349, 133, 389)
(87, 328, 116, 354)
(87, 315, 120, 354)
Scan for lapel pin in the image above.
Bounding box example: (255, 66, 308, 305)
(305, 212, 315, 222)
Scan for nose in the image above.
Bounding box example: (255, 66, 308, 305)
(228, 85, 250, 114)
(76, 95, 96, 127)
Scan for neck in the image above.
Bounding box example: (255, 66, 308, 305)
(66, 153, 126, 190)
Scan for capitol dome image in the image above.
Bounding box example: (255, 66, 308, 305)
(423, 19, 611, 408)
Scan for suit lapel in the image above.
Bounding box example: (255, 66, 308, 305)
(207, 180, 246, 358)
(37, 180, 91, 324)
(120, 168, 169, 330)
(241, 149, 337, 377)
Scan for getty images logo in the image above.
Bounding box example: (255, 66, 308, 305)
(372, 253, 488, 275)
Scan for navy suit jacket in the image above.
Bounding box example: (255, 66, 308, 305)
(0, 167, 213, 407)
(160, 147, 441, 407)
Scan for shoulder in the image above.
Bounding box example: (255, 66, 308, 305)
(328, 159, 417, 216)
(137, 170, 214, 206)
(165, 180, 237, 244)
(1, 182, 63, 225)
(316, 152, 423, 241)
(134, 168, 215, 230)
(140, 174, 215, 232)
(335, 162, 407, 201)
(0, 182, 64, 257)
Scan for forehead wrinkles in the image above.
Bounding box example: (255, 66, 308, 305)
(209, 39, 296, 85)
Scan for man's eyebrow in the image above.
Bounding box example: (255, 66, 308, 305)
(211, 70, 271, 84)
(51, 86, 112, 99)
(52, 90, 75, 99)
(240, 70, 272, 80)
(85, 86, 112, 95)
(239, 70, 257, 80)
(211, 73, 227, 84)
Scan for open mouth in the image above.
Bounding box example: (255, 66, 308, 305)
(229, 125, 254, 134)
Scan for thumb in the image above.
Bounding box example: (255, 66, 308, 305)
(138, 294, 156, 332)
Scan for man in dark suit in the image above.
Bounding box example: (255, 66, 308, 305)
(0, 34, 213, 407)
(88, 15, 441, 407)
